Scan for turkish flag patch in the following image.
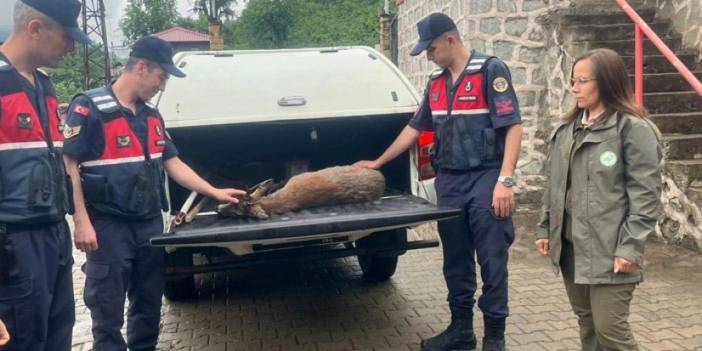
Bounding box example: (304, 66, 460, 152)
(74, 105, 90, 117)
(494, 96, 515, 116)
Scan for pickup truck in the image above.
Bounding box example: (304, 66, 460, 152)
(150, 46, 458, 300)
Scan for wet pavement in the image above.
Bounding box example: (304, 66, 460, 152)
(70, 208, 702, 350)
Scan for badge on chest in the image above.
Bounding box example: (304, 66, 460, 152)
(17, 113, 32, 129)
(117, 135, 131, 148)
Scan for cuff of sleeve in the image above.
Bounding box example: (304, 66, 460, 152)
(492, 116, 521, 129)
(536, 225, 549, 240)
(614, 246, 643, 266)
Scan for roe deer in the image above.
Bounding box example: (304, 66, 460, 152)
(218, 166, 385, 219)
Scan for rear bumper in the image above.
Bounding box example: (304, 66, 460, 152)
(165, 239, 439, 276)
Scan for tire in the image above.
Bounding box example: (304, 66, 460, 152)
(355, 229, 406, 280)
(163, 250, 196, 301)
(357, 254, 398, 280)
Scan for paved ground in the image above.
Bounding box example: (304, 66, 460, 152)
(71, 209, 702, 350)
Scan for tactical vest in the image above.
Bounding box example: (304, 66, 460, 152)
(428, 53, 504, 171)
(77, 87, 168, 220)
(0, 58, 72, 223)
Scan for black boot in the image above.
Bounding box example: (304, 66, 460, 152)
(482, 316, 506, 351)
(421, 312, 477, 351)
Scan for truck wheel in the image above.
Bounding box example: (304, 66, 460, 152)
(163, 251, 196, 301)
(355, 229, 406, 280)
(358, 254, 398, 279)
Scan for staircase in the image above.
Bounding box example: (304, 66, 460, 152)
(558, 2, 702, 252)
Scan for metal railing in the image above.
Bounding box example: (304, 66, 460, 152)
(615, 0, 702, 104)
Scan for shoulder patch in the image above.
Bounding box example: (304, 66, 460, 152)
(73, 104, 90, 117)
(492, 76, 510, 93)
(63, 125, 82, 139)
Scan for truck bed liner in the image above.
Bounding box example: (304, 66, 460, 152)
(151, 195, 459, 246)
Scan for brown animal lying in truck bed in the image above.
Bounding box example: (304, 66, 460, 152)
(218, 166, 385, 219)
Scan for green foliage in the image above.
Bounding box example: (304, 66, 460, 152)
(192, 0, 237, 24)
(175, 13, 211, 34)
(120, 0, 180, 43)
(232, 0, 382, 49)
(44, 50, 106, 104)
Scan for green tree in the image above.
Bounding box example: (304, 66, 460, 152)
(231, 0, 382, 49)
(192, 0, 237, 24)
(120, 0, 180, 42)
(45, 49, 106, 103)
(232, 0, 294, 49)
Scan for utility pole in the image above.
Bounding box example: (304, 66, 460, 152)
(81, 0, 112, 89)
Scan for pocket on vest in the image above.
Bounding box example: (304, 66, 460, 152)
(482, 128, 497, 161)
(28, 160, 55, 209)
(81, 173, 111, 205)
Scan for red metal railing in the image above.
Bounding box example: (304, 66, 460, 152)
(615, 0, 702, 105)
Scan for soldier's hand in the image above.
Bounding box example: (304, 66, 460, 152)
(492, 182, 515, 218)
(212, 188, 246, 204)
(0, 318, 11, 346)
(535, 239, 549, 256)
(74, 220, 98, 252)
(614, 256, 638, 273)
(352, 160, 381, 170)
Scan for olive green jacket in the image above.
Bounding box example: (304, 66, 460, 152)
(536, 112, 663, 284)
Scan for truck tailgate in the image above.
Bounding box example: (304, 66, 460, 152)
(151, 195, 459, 246)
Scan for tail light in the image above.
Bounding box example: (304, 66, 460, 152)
(417, 131, 435, 180)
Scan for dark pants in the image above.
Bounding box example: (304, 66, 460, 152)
(435, 168, 515, 318)
(83, 215, 165, 351)
(0, 220, 75, 351)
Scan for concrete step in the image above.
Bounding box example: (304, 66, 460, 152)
(635, 71, 702, 92)
(664, 134, 702, 160)
(644, 91, 702, 115)
(666, 159, 702, 188)
(651, 113, 702, 134)
(571, 37, 682, 56)
(567, 22, 672, 42)
(562, 8, 656, 26)
(623, 55, 699, 75)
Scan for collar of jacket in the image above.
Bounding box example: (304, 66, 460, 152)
(581, 110, 618, 143)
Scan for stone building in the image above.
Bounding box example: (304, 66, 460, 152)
(393, 0, 702, 251)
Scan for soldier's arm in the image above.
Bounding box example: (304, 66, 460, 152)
(164, 157, 245, 203)
(354, 86, 430, 170)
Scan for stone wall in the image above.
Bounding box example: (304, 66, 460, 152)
(643, 0, 702, 49)
(395, 0, 574, 202)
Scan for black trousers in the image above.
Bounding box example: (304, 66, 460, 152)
(83, 215, 165, 351)
(0, 220, 75, 351)
(435, 168, 515, 318)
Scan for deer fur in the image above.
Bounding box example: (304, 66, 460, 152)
(218, 166, 385, 219)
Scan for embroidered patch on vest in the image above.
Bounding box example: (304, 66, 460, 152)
(117, 135, 131, 147)
(465, 81, 473, 92)
(156, 140, 166, 146)
(155, 125, 163, 136)
(63, 126, 81, 139)
(431, 91, 440, 101)
(17, 113, 33, 129)
(600, 151, 617, 167)
(492, 77, 509, 93)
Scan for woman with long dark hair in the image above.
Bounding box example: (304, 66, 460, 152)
(535, 48, 663, 350)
